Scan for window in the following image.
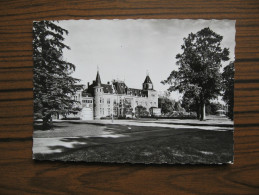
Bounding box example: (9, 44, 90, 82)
(114, 107, 117, 115)
(100, 97, 102, 103)
(83, 100, 92, 103)
(107, 98, 110, 104)
(108, 108, 110, 115)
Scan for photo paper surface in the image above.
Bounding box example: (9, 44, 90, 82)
(33, 19, 235, 164)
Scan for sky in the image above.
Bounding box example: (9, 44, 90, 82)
(56, 19, 236, 101)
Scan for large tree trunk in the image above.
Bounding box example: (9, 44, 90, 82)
(200, 102, 206, 121)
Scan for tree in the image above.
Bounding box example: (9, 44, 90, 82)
(135, 106, 148, 118)
(162, 27, 229, 120)
(33, 21, 83, 129)
(222, 62, 234, 120)
(123, 98, 133, 116)
(181, 87, 201, 118)
(206, 102, 223, 115)
(174, 101, 183, 112)
(158, 97, 175, 115)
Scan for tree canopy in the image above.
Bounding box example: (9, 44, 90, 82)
(33, 21, 83, 128)
(135, 106, 149, 118)
(162, 27, 230, 120)
(222, 62, 234, 120)
(158, 97, 175, 115)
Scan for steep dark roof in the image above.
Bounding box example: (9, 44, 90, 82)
(127, 88, 147, 97)
(85, 72, 154, 97)
(96, 71, 101, 86)
(84, 82, 96, 96)
(82, 90, 93, 97)
(101, 84, 113, 93)
(143, 75, 152, 84)
(111, 81, 148, 97)
(113, 81, 128, 94)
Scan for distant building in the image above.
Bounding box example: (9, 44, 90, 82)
(68, 70, 160, 120)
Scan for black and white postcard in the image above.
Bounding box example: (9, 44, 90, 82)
(33, 19, 235, 164)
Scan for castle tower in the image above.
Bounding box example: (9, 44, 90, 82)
(94, 70, 103, 119)
(142, 73, 158, 112)
(143, 73, 153, 90)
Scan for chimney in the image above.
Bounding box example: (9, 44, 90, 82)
(87, 82, 90, 88)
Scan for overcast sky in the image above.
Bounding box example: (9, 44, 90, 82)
(56, 19, 235, 100)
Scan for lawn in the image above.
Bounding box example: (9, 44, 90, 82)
(33, 120, 234, 164)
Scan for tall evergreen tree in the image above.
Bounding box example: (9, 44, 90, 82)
(33, 21, 83, 128)
(162, 27, 230, 120)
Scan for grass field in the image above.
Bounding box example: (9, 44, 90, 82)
(33, 118, 234, 164)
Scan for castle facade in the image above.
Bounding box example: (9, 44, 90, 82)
(71, 71, 160, 120)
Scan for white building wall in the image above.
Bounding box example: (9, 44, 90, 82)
(101, 94, 114, 117)
(78, 87, 159, 119)
(148, 90, 158, 109)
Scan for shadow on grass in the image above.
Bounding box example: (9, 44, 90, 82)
(152, 122, 233, 128)
(34, 127, 234, 164)
(34, 122, 70, 131)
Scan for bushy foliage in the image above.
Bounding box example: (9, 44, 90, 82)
(135, 106, 149, 118)
(162, 27, 229, 120)
(158, 97, 175, 115)
(33, 21, 83, 128)
(222, 62, 234, 120)
(206, 102, 223, 115)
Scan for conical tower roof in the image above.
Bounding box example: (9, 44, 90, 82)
(96, 71, 102, 86)
(143, 75, 152, 84)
